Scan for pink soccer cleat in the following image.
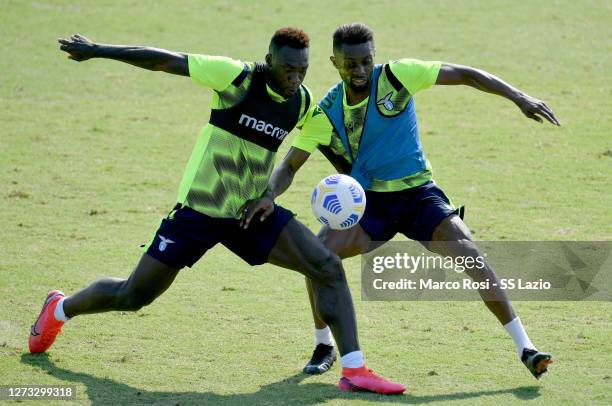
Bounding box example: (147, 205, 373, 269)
(29, 290, 65, 353)
(339, 366, 406, 395)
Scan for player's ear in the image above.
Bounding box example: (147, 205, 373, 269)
(330, 55, 338, 69)
(265, 53, 272, 66)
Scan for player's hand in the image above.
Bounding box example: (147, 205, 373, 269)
(58, 34, 97, 61)
(515, 93, 561, 126)
(240, 196, 275, 229)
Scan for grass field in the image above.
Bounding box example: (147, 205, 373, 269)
(1, 0, 611, 404)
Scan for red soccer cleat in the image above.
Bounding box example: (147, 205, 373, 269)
(29, 290, 65, 353)
(339, 366, 406, 395)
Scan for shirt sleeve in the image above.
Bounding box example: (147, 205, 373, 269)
(389, 58, 441, 95)
(292, 105, 333, 153)
(187, 54, 245, 91)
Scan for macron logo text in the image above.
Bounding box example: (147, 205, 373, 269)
(238, 114, 288, 140)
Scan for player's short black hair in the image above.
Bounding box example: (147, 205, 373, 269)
(269, 27, 310, 52)
(333, 23, 374, 52)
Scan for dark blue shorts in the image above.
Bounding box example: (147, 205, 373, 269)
(145, 203, 294, 269)
(360, 182, 463, 242)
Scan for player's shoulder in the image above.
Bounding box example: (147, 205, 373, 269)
(389, 58, 442, 70)
(388, 58, 442, 91)
(188, 54, 244, 70)
(187, 54, 250, 91)
(303, 103, 332, 127)
(392, 57, 425, 64)
(312, 104, 327, 118)
(388, 58, 429, 70)
(293, 101, 334, 151)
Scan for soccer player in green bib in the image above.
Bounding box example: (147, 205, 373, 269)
(28, 29, 406, 395)
(244, 23, 560, 380)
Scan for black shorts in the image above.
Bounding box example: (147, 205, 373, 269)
(360, 182, 463, 242)
(145, 203, 294, 269)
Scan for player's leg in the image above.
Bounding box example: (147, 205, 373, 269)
(61, 203, 219, 317)
(62, 253, 179, 317)
(29, 203, 214, 354)
(428, 214, 552, 379)
(302, 277, 336, 373)
(429, 215, 514, 322)
(397, 182, 516, 324)
(29, 253, 179, 353)
(227, 206, 404, 393)
(318, 224, 373, 259)
(307, 225, 372, 330)
(303, 190, 397, 374)
(391, 182, 552, 379)
(302, 225, 372, 373)
(267, 218, 405, 394)
(269, 220, 360, 356)
(303, 190, 399, 375)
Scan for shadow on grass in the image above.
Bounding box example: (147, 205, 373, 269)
(21, 353, 541, 405)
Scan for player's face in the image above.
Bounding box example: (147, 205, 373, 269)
(332, 41, 375, 92)
(266, 46, 309, 98)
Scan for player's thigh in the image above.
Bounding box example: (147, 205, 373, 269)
(431, 214, 472, 242)
(122, 253, 180, 297)
(268, 218, 341, 280)
(146, 204, 220, 269)
(428, 214, 479, 258)
(317, 224, 372, 259)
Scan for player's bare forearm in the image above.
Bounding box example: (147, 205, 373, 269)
(318, 145, 352, 174)
(436, 63, 560, 125)
(240, 148, 310, 229)
(437, 63, 523, 101)
(58, 34, 188, 76)
(267, 147, 311, 199)
(267, 163, 295, 200)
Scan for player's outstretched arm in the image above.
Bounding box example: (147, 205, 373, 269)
(241, 147, 310, 229)
(436, 63, 560, 126)
(58, 34, 188, 76)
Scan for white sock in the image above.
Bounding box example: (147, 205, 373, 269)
(314, 327, 334, 346)
(53, 297, 69, 322)
(340, 351, 364, 368)
(504, 317, 535, 357)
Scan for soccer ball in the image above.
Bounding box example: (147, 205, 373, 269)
(311, 174, 366, 230)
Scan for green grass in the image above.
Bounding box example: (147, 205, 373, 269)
(1, 0, 611, 404)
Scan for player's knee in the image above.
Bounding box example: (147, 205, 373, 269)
(451, 217, 473, 242)
(445, 238, 481, 268)
(115, 285, 157, 311)
(322, 253, 345, 283)
(310, 253, 345, 285)
(457, 238, 480, 257)
(454, 238, 493, 279)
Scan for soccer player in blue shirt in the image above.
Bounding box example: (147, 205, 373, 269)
(243, 23, 559, 380)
